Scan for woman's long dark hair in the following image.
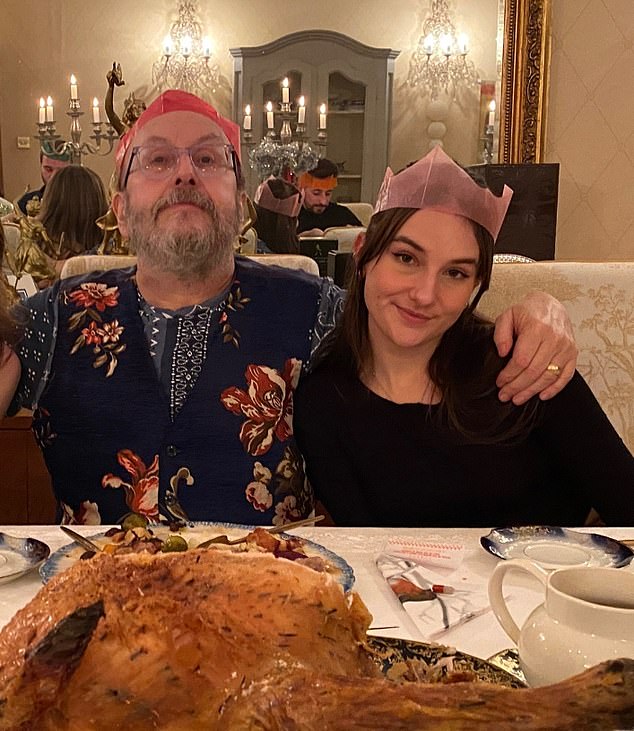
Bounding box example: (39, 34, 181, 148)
(321, 206, 540, 444)
(39, 165, 108, 257)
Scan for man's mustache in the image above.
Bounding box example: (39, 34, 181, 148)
(152, 189, 217, 221)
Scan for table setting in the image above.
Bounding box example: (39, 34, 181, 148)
(0, 516, 634, 729)
(0, 523, 632, 659)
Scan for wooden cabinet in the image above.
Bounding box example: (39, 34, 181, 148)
(0, 412, 55, 524)
(231, 30, 399, 202)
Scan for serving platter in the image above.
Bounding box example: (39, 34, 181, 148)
(481, 526, 633, 569)
(368, 636, 526, 688)
(40, 521, 355, 591)
(0, 533, 50, 585)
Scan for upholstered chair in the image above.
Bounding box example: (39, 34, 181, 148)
(478, 262, 634, 453)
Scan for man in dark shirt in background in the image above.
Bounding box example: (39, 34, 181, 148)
(297, 159, 362, 235)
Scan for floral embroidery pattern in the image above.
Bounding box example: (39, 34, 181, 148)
(32, 407, 57, 449)
(221, 282, 251, 348)
(245, 462, 274, 512)
(61, 500, 101, 526)
(243, 447, 312, 524)
(65, 282, 126, 377)
(102, 449, 159, 520)
(220, 358, 302, 456)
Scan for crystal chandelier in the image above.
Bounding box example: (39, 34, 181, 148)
(245, 78, 326, 182)
(407, 0, 479, 100)
(152, 0, 221, 100)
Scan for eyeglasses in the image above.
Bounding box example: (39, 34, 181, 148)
(122, 143, 238, 188)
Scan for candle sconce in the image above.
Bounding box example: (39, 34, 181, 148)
(480, 124, 494, 164)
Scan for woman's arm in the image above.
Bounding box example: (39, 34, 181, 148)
(493, 291, 578, 405)
(0, 347, 20, 417)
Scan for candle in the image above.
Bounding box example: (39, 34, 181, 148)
(70, 74, 78, 101)
(46, 96, 54, 122)
(440, 33, 453, 56)
(92, 97, 101, 124)
(243, 104, 252, 131)
(163, 35, 173, 56)
(422, 34, 434, 55)
(181, 34, 192, 57)
(319, 103, 327, 130)
(266, 101, 274, 129)
(38, 97, 46, 124)
(298, 96, 306, 125)
(282, 77, 290, 104)
(202, 36, 212, 58)
(488, 100, 496, 127)
(457, 33, 469, 55)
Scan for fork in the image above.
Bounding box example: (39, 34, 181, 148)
(197, 515, 325, 548)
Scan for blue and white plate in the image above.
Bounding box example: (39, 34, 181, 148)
(481, 526, 633, 569)
(0, 533, 50, 585)
(40, 521, 355, 591)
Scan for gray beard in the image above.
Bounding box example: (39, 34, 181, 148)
(125, 188, 240, 280)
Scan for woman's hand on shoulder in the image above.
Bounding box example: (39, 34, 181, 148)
(492, 291, 577, 405)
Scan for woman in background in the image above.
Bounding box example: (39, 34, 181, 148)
(253, 177, 303, 254)
(294, 147, 634, 527)
(38, 165, 108, 260)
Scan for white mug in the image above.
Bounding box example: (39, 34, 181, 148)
(488, 559, 634, 686)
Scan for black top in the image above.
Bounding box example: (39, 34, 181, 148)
(294, 366, 634, 527)
(297, 202, 362, 233)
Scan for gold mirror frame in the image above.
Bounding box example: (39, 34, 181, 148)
(500, 0, 551, 163)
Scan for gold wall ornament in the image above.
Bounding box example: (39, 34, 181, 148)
(500, 0, 552, 163)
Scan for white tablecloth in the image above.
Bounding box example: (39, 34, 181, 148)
(0, 525, 632, 662)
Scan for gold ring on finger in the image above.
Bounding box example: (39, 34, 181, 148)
(545, 363, 561, 374)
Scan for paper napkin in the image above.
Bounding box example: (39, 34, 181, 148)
(376, 538, 491, 641)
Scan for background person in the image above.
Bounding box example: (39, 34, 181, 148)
(297, 159, 362, 235)
(38, 165, 109, 260)
(14, 144, 72, 215)
(253, 177, 302, 254)
(294, 148, 634, 527)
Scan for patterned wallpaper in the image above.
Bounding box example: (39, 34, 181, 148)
(546, 0, 634, 260)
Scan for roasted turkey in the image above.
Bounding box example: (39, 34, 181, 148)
(0, 549, 632, 730)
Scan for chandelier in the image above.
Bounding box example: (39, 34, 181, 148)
(245, 77, 326, 182)
(407, 0, 479, 100)
(35, 76, 117, 164)
(152, 0, 221, 99)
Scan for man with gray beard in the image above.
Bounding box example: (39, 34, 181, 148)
(6, 91, 578, 527)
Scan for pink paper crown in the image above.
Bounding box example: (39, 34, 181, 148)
(254, 177, 303, 218)
(374, 146, 513, 241)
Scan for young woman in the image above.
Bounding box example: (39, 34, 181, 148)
(294, 148, 634, 527)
